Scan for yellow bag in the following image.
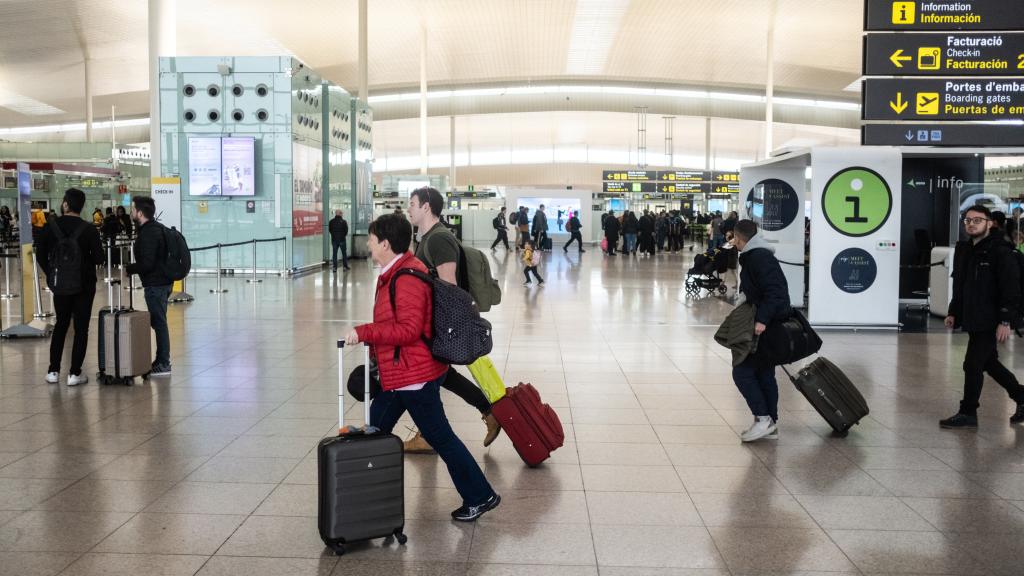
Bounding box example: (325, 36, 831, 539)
(468, 356, 507, 404)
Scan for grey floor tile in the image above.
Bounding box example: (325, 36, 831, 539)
(964, 472, 1024, 500)
(196, 556, 338, 576)
(691, 493, 817, 528)
(332, 560, 468, 575)
(773, 466, 893, 497)
(576, 442, 670, 466)
(470, 522, 595, 565)
(145, 481, 277, 514)
(59, 553, 209, 576)
(709, 526, 858, 573)
(580, 465, 684, 493)
(0, 551, 80, 576)
(868, 469, 997, 499)
(828, 529, 986, 575)
(795, 494, 935, 531)
(0, 452, 117, 480)
(94, 512, 246, 555)
(34, 479, 175, 512)
(477, 489, 590, 525)
(215, 515, 337, 559)
(592, 525, 724, 568)
(903, 497, 1024, 533)
(185, 455, 301, 483)
(586, 491, 703, 526)
(0, 510, 132, 552)
(0, 477, 78, 510)
(676, 464, 790, 494)
(89, 454, 211, 481)
(663, 445, 759, 467)
(465, 564, 598, 576)
(254, 483, 318, 517)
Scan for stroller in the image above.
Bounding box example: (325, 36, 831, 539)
(685, 245, 736, 296)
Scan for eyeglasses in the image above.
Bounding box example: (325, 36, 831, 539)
(963, 217, 990, 225)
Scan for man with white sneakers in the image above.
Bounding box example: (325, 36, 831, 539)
(731, 219, 791, 442)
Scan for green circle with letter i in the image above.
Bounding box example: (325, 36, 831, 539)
(821, 167, 892, 237)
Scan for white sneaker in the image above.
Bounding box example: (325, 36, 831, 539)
(741, 416, 777, 442)
(45, 372, 59, 384)
(67, 373, 89, 387)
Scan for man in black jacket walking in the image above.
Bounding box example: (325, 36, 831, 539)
(732, 220, 791, 442)
(37, 188, 104, 386)
(126, 196, 173, 377)
(563, 212, 585, 253)
(491, 207, 509, 251)
(941, 205, 1024, 429)
(329, 210, 349, 271)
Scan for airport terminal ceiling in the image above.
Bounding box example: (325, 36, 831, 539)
(0, 0, 862, 129)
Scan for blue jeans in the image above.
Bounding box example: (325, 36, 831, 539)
(144, 285, 172, 367)
(733, 358, 779, 421)
(624, 233, 637, 253)
(371, 374, 495, 507)
(332, 239, 348, 269)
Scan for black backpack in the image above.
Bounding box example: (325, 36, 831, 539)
(46, 217, 86, 296)
(162, 225, 191, 281)
(493, 214, 504, 230)
(509, 212, 519, 225)
(389, 268, 493, 365)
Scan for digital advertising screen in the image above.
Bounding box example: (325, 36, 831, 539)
(515, 197, 582, 234)
(188, 137, 222, 196)
(608, 198, 626, 213)
(220, 137, 255, 196)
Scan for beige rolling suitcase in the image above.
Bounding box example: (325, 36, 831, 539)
(97, 242, 152, 385)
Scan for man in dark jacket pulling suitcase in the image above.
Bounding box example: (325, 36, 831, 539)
(732, 219, 791, 442)
(941, 205, 1024, 429)
(328, 210, 349, 272)
(37, 188, 104, 386)
(127, 196, 173, 377)
(344, 214, 500, 521)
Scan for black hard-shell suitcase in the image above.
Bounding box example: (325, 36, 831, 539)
(541, 236, 552, 251)
(317, 341, 406, 556)
(784, 357, 869, 437)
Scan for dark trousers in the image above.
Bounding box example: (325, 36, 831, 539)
(564, 231, 583, 251)
(524, 266, 543, 283)
(442, 367, 492, 414)
(733, 358, 779, 421)
(331, 239, 348, 270)
(491, 229, 509, 250)
(372, 375, 495, 507)
(49, 289, 96, 375)
(606, 233, 618, 254)
(144, 285, 172, 367)
(960, 330, 1024, 415)
(517, 228, 529, 249)
(533, 230, 547, 250)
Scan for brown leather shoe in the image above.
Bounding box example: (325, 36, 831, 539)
(403, 432, 436, 454)
(482, 412, 502, 447)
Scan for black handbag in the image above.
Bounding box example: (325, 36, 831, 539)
(760, 309, 822, 365)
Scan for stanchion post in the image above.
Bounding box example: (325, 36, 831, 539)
(210, 243, 228, 294)
(247, 239, 262, 284)
(1, 252, 17, 299)
(30, 251, 52, 319)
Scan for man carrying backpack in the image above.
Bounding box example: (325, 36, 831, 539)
(126, 196, 174, 377)
(491, 206, 510, 251)
(563, 212, 584, 253)
(941, 205, 1024, 429)
(36, 188, 104, 386)
(406, 187, 502, 453)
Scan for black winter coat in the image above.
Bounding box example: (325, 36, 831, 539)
(949, 234, 1020, 332)
(329, 216, 348, 242)
(604, 216, 620, 238)
(738, 246, 791, 326)
(127, 220, 172, 287)
(623, 214, 639, 234)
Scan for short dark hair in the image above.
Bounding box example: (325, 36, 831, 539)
(991, 210, 1006, 227)
(368, 213, 412, 254)
(964, 204, 992, 219)
(63, 188, 85, 214)
(132, 195, 156, 220)
(410, 186, 444, 217)
(734, 219, 758, 241)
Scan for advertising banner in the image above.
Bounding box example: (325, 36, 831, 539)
(151, 177, 181, 231)
(292, 143, 323, 237)
(740, 157, 807, 307)
(808, 147, 902, 326)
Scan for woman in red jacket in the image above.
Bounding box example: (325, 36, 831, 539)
(345, 214, 500, 522)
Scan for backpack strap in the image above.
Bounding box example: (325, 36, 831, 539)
(387, 268, 436, 364)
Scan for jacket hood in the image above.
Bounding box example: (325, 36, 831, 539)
(741, 233, 775, 254)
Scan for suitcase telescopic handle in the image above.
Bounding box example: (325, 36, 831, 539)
(336, 340, 372, 434)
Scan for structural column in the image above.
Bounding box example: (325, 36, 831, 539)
(84, 58, 93, 143)
(358, 0, 368, 102)
(704, 117, 712, 171)
(449, 116, 456, 191)
(764, 1, 776, 159)
(148, 0, 176, 178)
(419, 25, 428, 175)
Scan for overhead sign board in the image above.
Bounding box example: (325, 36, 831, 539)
(863, 78, 1024, 120)
(602, 170, 657, 182)
(657, 182, 709, 194)
(603, 181, 656, 193)
(862, 123, 1024, 146)
(657, 170, 708, 182)
(711, 171, 740, 183)
(865, 0, 1024, 31)
(864, 33, 1024, 76)
(711, 183, 741, 194)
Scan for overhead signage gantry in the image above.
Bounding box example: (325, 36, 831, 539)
(861, 0, 1024, 147)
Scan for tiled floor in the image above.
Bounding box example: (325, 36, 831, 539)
(2, 245, 1024, 575)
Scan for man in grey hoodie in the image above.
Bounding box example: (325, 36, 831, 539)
(731, 219, 791, 442)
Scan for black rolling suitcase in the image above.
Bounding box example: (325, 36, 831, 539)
(783, 357, 869, 437)
(317, 341, 406, 556)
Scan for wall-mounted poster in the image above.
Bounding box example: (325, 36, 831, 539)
(292, 142, 323, 237)
(188, 137, 222, 196)
(221, 137, 255, 196)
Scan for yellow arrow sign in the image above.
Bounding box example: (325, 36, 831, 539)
(889, 92, 908, 114)
(890, 49, 912, 68)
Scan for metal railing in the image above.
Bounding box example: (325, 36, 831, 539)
(186, 237, 287, 295)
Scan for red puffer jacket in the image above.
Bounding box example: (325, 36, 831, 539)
(355, 252, 448, 391)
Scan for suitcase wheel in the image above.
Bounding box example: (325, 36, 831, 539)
(394, 529, 408, 545)
(831, 428, 850, 438)
(142, 372, 151, 381)
(328, 542, 345, 556)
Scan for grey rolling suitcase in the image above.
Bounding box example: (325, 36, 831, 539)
(97, 242, 151, 386)
(784, 357, 869, 437)
(317, 341, 406, 556)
